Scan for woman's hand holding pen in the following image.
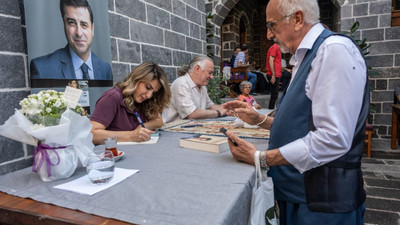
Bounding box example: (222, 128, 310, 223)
(130, 126, 153, 142)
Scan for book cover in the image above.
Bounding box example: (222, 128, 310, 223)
(179, 134, 229, 154)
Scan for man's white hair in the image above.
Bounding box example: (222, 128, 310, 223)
(278, 0, 320, 25)
(189, 55, 212, 72)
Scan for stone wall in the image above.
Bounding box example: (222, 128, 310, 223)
(338, 0, 400, 139)
(0, 0, 33, 174)
(109, 0, 207, 83)
(0, 0, 206, 174)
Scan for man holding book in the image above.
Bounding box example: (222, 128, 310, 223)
(162, 56, 227, 123)
(222, 0, 368, 224)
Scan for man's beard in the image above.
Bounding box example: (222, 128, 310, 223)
(278, 43, 290, 53)
(274, 39, 290, 53)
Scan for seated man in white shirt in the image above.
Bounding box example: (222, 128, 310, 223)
(162, 56, 227, 123)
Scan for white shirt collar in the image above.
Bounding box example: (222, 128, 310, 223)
(69, 46, 93, 74)
(184, 73, 197, 88)
(290, 23, 325, 65)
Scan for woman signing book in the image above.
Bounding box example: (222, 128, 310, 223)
(90, 62, 171, 145)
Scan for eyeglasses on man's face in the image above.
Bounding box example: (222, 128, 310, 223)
(266, 12, 294, 31)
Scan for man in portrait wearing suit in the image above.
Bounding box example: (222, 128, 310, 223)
(30, 0, 112, 80)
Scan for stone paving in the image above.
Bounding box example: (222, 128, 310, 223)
(363, 139, 400, 225)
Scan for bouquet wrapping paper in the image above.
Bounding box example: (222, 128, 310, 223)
(0, 109, 94, 181)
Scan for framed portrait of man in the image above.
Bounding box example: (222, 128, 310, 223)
(25, 0, 113, 114)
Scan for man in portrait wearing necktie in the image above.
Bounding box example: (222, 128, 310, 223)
(30, 0, 112, 80)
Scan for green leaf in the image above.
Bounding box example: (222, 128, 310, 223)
(350, 21, 359, 34)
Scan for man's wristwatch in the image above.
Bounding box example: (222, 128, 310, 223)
(216, 110, 221, 117)
(260, 151, 269, 170)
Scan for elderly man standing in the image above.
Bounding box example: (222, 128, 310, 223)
(162, 56, 227, 123)
(222, 0, 368, 224)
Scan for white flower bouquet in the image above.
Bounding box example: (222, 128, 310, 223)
(0, 90, 94, 181)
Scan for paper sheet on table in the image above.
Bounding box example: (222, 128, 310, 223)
(54, 168, 139, 195)
(117, 135, 159, 145)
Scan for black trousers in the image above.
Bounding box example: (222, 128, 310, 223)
(266, 76, 280, 109)
(281, 70, 292, 91)
(252, 71, 270, 94)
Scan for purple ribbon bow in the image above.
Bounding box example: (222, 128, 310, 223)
(32, 143, 66, 177)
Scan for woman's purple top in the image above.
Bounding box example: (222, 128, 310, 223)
(91, 87, 146, 131)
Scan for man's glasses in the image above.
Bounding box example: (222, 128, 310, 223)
(266, 12, 294, 31)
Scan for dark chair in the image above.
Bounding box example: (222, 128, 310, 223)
(391, 104, 400, 149)
(391, 90, 400, 149)
(227, 67, 247, 97)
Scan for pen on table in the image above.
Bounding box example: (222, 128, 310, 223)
(181, 124, 204, 128)
(134, 112, 146, 128)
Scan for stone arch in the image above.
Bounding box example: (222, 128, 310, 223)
(238, 10, 252, 46)
(212, 0, 241, 27)
(213, 0, 340, 67)
(212, 0, 342, 28)
(220, 8, 253, 64)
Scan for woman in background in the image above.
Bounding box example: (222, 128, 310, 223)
(237, 81, 262, 109)
(90, 62, 171, 145)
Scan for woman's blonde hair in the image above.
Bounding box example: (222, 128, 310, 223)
(115, 62, 171, 119)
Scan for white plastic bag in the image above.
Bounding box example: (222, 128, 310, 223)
(249, 151, 278, 225)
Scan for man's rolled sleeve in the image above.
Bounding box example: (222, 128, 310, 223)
(279, 139, 320, 174)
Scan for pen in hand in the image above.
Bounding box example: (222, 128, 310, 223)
(134, 112, 146, 128)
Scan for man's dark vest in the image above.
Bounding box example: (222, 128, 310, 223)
(267, 29, 369, 213)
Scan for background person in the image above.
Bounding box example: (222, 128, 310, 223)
(233, 45, 258, 95)
(30, 0, 112, 80)
(266, 43, 282, 109)
(229, 47, 241, 67)
(248, 61, 270, 95)
(90, 62, 171, 145)
(223, 0, 369, 224)
(237, 81, 262, 109)
(162, 56, 227, 123)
